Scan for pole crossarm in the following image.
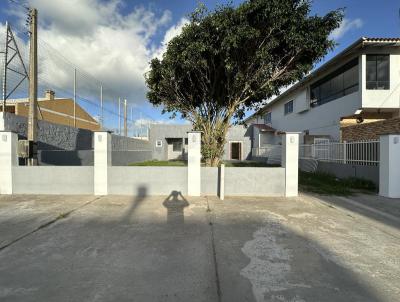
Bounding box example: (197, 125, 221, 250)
(2, 21, 29, 107)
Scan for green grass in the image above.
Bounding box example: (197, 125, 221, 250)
(129, 159, 277, 167)
(129, 160, 187, 166)
(222, 161, 279, 167)
(299, 171, 376, 196)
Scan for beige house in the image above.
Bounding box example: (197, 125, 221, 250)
(0, 90, 100, 131)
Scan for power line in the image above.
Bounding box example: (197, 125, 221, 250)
(1, 14, 156, 136)
(8, 0, 29, 10)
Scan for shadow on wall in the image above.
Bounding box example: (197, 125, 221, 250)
(6, 113, 94, 165)
(163, 191, 189, 226)
(38, 124, 93, 166)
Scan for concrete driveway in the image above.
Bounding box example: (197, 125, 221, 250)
(0, 193, 399, 302)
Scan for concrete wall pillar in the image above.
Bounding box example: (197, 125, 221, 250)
(94, 131, 111, 195)
(379, 134, 400, 198)
(281, 132, 299, 197)
(0, 112, 5, 131)
(0, 131, 18, 194)
(187, 131, 201, 196)
(218, 163, 225, 200)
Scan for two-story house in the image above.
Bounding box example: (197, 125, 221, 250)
(245, 37, 400, 145)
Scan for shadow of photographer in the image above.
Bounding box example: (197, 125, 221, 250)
(162, 190, 189, 226)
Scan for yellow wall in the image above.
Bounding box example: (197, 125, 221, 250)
(15, 99, 100, 131)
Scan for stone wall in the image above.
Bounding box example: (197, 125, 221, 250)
(341, 117, 400, 141)
(4, 113, 93, 150)
(2, 113, 153, 165)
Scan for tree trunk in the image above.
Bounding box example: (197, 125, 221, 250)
(197, 119, 230, 167)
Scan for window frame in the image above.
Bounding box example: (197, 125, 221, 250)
(284, 100, 294, 115)
(366, 54, 390, 90)
(310, 58, 359, 108)
(264, 111, 272, 124)
(172, 140, 183, 152)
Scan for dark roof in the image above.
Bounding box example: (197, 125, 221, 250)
(253, 124, 276, 132)
(363, 37, 400, 42)
(245, 37, 400, 122)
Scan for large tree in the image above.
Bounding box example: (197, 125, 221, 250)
(146, 0, 343, 166)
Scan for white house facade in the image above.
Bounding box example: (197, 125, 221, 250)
(246, 37, 400, 143)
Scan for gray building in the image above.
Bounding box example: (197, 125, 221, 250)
(149, 124, 255, 161)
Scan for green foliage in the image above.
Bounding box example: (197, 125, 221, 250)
(146, 0, 343, 166)
(299, 171, 377, 196)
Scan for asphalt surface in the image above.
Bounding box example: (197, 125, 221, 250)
(0, 193, 399, 302)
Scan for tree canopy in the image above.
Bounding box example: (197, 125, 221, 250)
(146, 0, 343, 166)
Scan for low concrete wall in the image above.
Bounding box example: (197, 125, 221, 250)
(201, 167, 219, 195)
(108, 167, 188, 195)
(316, 161, 379, 186)
(13, 167, 94, 194)
(224, 167, 285, 196)
(8, 165, 286, 196)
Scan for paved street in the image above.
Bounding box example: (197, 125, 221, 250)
(0, 193, 399, 302)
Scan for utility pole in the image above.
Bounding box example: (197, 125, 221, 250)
(124, 99, 127, 137)
(73, 68, 76, 128)
(118, 97, 121, 135)
(139, 112, 142, 138)
(131, 106, 134, 136)
(2, 22, 9, 115)
(27, 8, 38, 166)
(100, 85, 103, 128)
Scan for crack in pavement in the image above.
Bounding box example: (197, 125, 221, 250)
(0, 196, 103, 252)
(205, 196, 222, 302)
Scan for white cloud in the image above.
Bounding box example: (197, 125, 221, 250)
(152, 17, 189, 60)
(330, 18, 363, 40)
(9, 0, 187, 105)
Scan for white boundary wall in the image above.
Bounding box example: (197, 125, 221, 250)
(0, 132, 18, 194)
(379, 134, 400, 198)
(282, 133, 299, 197)
(187, 131, 201, 196)
(109, 167, 187, 195)
(13, 167, 94, 195)
(94, 132, 111, 195)
(0, 131, 299, 197)
(224, 167, 285, 196)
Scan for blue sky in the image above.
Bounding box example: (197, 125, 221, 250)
(1, 0, 399, 127)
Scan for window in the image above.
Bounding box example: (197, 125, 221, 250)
(366, 55, 389, 90)
(310, 58, 359, 107)
(172, 140, 182, 152)
(155, 140, 162, 147)
(284, 100, 293, 115)
(264, 112, 272, 124)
